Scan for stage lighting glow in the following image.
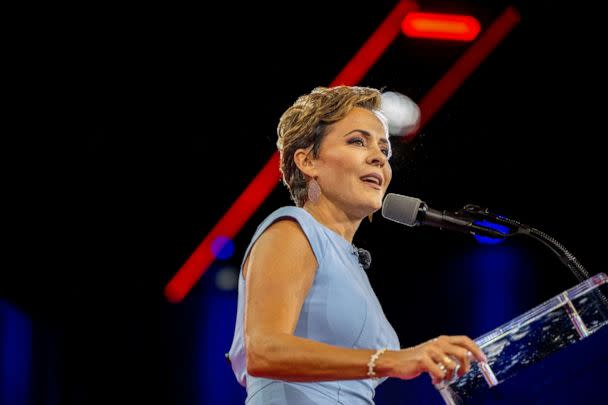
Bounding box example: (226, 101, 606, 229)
(474, 220, 509, 245)
(402, 12, 481, 41)
(403, 6, 520, 142)
(215, 266, 239, 291)
(1, 300, 32, 404)
(211, 236, 235, 260)
(381, 91, 420, 136)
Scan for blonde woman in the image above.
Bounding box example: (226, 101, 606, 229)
(227, 86, 486, 404)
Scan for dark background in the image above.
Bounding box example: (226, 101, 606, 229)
(3, 0, 607, 404)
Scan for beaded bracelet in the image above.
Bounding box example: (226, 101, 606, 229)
(366, 348, 387, 379)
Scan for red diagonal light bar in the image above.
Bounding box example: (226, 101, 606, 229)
(405, 6, 521, 142)
(164, 0, 419, 303)
(332, 0, 420, 86)
(164, 153, 281, 303)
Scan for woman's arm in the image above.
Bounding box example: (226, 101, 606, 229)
(244, 218, 380, 381)
(244, 219, 485, 383)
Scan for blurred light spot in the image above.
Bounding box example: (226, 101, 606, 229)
(215, 266, 239, 291)
(1, 300, 32, 405)
(474, 220, 509, 245)
(211, 236, 235, 260)
(401, 12, 481, 41)
(381, 91, 420, 137)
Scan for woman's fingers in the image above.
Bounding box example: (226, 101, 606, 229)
(448, 335, 487, 363)
(422, 356, 447, 385)
(428, 348, 459, 382)
(406, 335, 488, 384)
(440, 355, 459, 381)
(444, 347, 470, 376)
(428, 335, 488, 380)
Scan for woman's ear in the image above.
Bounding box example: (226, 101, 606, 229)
(294, 147, 317, 178)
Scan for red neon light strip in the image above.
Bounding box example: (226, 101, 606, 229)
(404, 6, 521, 142)
(402, 12, 481, 41)
(164, 0, 418, 303)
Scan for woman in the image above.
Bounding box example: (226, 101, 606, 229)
(227, 86, 486, 404)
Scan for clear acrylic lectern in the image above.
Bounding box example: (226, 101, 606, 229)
(434, 272, 608, 404)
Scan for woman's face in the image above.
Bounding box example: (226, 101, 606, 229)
(313, 107, 392, 218)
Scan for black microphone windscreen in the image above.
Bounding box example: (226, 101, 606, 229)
(381, 193, 421, 226)
(357, 248, 371, 270)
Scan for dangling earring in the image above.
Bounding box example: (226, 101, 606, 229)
(307, 177, 321, 204)
(368, 213, 373, 223)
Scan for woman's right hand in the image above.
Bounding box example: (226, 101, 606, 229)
(388, 335, 487, 384)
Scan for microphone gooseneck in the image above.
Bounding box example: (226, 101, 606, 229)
(381, 193, 608, 314)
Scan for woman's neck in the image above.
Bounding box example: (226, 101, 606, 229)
(302, 201, 362, 243)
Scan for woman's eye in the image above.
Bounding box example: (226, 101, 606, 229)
(381, 149, 390, 157)
(349, 138, 365, 146)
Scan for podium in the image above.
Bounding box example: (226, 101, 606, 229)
(435, 272, 608, 404)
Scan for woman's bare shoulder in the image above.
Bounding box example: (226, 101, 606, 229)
(243, 218, 316, 279)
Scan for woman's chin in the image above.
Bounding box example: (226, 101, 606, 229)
(359, 201, 382, 218)
(370, 196, 383, 211)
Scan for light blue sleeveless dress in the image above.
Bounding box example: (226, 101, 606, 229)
(228, 206, 400, 404)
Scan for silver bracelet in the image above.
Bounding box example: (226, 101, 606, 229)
(366, 348, 387, 379)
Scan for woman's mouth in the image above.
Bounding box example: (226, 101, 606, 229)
(360, 174, 383, 190)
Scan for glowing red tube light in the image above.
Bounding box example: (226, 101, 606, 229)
(402, 12, 481, 41)
(404, 6, 521, 142)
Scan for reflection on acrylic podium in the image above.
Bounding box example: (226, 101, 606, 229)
(435, 272, 608, 404)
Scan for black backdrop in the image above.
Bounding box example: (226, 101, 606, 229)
(3, 1, 607, 403)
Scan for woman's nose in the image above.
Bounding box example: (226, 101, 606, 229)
(368, 148, 387, 167)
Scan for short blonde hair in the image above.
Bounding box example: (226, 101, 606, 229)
(277, 86, 382, 206)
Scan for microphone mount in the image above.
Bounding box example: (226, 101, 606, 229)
(458, 202, 608, 312)
(383, 192, 608, 313)
(457, 203, 593, 284)
(421, 203, 509, 239)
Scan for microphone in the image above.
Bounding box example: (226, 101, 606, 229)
(356, 248, 371, 270)
(381, 193, 506, 238)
